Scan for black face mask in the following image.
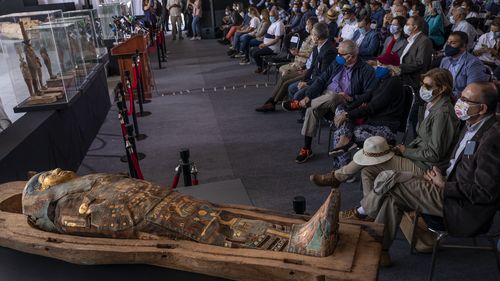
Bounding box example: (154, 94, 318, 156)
(444, 44, 461, 57)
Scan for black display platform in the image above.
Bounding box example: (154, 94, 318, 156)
(0, 62, 111, 183)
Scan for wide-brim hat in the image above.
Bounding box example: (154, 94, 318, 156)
(327, 8, 339, 20)
(353, 136, 395, 166)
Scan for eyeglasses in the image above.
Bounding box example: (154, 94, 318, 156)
(337, 52, 351, 57)
(459, 96, 482, 105)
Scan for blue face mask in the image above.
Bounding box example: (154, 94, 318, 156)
(375, 66, 390, 79)
(359, 28, 367, 35)
(336, 54, 346, 65)
(389, 25, 400, 35)
(270, 16, 277, 23)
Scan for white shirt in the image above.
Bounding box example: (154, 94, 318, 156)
(445, 115, 492, 177)
(400, 31, 422, 64)
(473, 32, 500, 65)
(355, 31, 365, 47)
(264, 20, 285, 53)
(453, 20, 477, 50)
(249, 17, 260, 29)
(340, 20, 358, 41)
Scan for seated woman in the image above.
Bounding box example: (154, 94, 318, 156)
(228, 6, 261, 57)
(310, 68, 461, 220)
(237, 9, 271, 65)
(379, 16, 407, 57)
(255, 16, 319, 112)
(218, 4, 244, 45)
(425, 2, 445, 50)
(328, 52, 406, 160)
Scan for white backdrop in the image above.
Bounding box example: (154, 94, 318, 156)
(37, 0, 145, 15)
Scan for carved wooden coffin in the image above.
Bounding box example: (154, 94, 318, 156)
(0, 181, 383, 281)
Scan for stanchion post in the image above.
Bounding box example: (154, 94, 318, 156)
(180, 148, 192, 187)
(124, 71, 148, 140)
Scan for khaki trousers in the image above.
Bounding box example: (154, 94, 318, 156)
(170, 15, 183, 39)
(334, 155, 425, 195)
(301, 92, 345, 137)
(360, 173, 444, 250)
(272, 72, 305, 103)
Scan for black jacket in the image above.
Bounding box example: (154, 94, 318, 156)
(345, 76, 406, 132)
(443, 116, 500, 237)
(304, 40, 336, 83)
(304, 57, 378, 102)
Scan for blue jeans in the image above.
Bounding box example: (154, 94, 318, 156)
(240, 36, 262, 60)
(192, 16, 202, 37)
(232, 32, 245, 49)
(288, 81, 308, 100)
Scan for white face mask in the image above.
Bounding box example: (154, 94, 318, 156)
(419, 86, 433, 102)
(403, 25, 412, 36)
(454, 99, 481, 121)
(449, 16, 455, 24)
(330, 0, 335, 5)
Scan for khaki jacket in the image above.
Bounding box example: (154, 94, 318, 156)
(403, 97, 460, 170)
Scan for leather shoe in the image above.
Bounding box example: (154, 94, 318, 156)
(255, 103, 275, 112)
(380, 251, 392, 267)
(309, 172, 340, 187)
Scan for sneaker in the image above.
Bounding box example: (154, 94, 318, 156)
(339, 207, 374, 222)
(295, 148, 314, 163)
(190, 37, 196, 40)
(239, 59, 250, 65)
(282, 100, 301, 112)
(234, 53, 246, 58)
(328, 142, 358, 157)
(254, 67, 263, 74)
(196, 36, 202, 40)
(227, 49, 238, 56)
(179, 36, 184, 40)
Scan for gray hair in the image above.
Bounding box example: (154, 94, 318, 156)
(339, 40, 359, 56)
(313, 22, 330, 40)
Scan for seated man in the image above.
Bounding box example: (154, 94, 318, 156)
(311, 68, 461, 217)
(250, 9, 285, 74)
(283, 40, 378, 163)
(254, 16, 319, 112)
(337, 7, 358, 42)
(440, 31, 490, 100)
(218, 5, 244, 45)
(343, 82, 500, 266)
(329, 51, 405, 159)
(473, 17, 500, 69)
(369, 0, 385, 29)
(284, 22, 337, 104)
(23, 168, 341, 257)
(351, 16, 381, 61)
(449, 7, 477, 51)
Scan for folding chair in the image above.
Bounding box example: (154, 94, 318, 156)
(401, 84, 417, 144)
(409, 210, 500, 281)
(262, 33, 300, 82)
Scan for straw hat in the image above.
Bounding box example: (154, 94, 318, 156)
(327, 8, 339, 21)
(353, 136, 395, 166)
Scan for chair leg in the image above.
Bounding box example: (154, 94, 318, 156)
(327, 125, 333, 154)
(428, 236, 440, 281)
(317, 118, 321, 144)
(410, 210, 421, 255)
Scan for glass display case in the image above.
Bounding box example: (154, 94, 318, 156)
(63, 9, 107, 59)
(60, 14, 98, 74)
(0, 10, 82, 112)
(97, 0, 133, 41)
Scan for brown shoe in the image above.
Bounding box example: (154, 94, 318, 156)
(255, 102, 275, 112)
(380, 251, 392, 267)
(309, 172, 341, 188)
(339, 207, 375, 222)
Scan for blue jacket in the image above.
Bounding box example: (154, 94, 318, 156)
(439, 52, 490, 99)
(293, 9, 314, 33)
(304, 57, 378, 101)
(352, 29, 380, 61)
(288, 13, 303, 30)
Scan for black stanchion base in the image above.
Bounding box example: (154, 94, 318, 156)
(135, 133, 148, 140)
(137, 99, 152, 104)
(120, 152, 146, 163)
(137, 111, 152, 117)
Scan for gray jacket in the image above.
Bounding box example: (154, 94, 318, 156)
(381, 35, 408, 58)
(400, 33, 433, 89)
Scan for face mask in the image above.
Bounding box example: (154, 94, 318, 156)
(403, 25, 412, 36)
(389, 24, 400, 34)
(444, 44, 461, 57)
(311, 4, 316, 8)
(370, 23, 377, 29)
(225, 11, 230, 16)
(409, 10, 414, 16)
(335, 6, 341, 11)
(336, 54, 346, 65)
(419, 86, 433, 102)
(449, 16, 455, 24)
(393, 12, 402, 17)
(359, 27, 367, 35)
(301, 7, 307, 13)
(454, 99, 481, 121)
(316, 10, 321, 16)
(305, 25, 311, 34)
(330, 0, 335, 6)
(493, 31, 500, 39)
(293, 7, 298, 12)
(375, 66, 391, 79)
(270, 16, 278, 23)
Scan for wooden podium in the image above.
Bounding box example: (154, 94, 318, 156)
(111, 35, 153, 99)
